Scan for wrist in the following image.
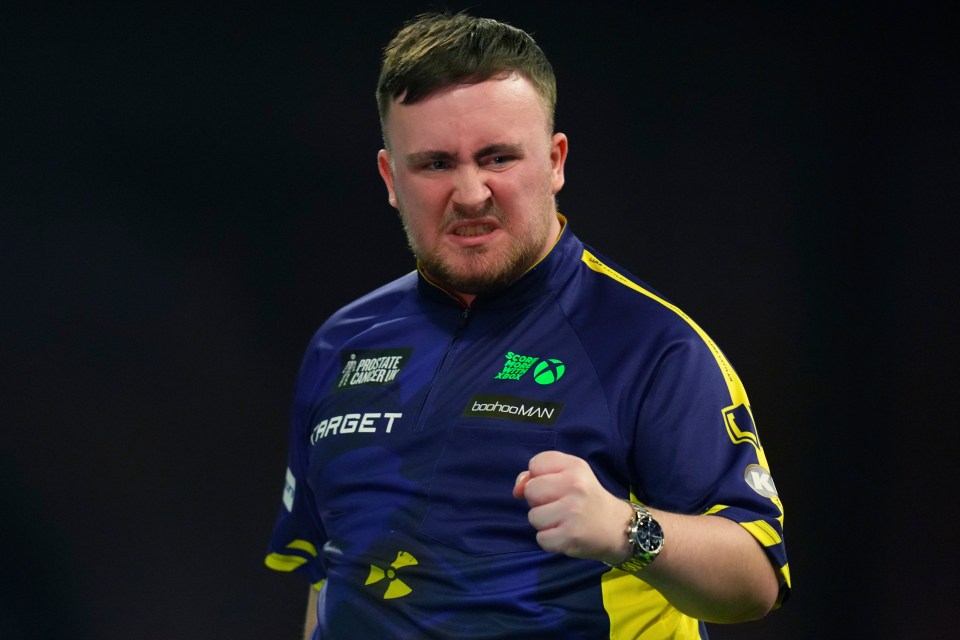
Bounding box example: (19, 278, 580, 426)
(607, 500, 665, 574)
(600, 500, 636, 566)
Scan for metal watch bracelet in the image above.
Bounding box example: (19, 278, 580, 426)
(613, 501, 664, 574)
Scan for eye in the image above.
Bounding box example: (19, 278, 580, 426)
(486, 155, 515, 169)
(427, 160, 449, 171)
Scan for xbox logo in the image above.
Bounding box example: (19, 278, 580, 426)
(533, 359, 565, 385)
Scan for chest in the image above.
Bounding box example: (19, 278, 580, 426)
(302, 299, 630, 555)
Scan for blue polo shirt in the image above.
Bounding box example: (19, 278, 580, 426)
(266, 218, 789, 639)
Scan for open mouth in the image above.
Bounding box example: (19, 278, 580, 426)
(453, 223, 496, 237)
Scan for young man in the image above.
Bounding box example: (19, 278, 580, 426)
(266, 12, 789, 639)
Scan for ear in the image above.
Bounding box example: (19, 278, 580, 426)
(377, 149, 399, 209)
(549, 133, 568, 194)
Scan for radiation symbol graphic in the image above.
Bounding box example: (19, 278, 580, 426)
(365, 550, 418, 599)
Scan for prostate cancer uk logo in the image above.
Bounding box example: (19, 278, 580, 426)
(335, 348, 412, 390)
(495, 351, 565, 385)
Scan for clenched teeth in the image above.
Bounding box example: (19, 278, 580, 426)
(454, 224, 494, 237)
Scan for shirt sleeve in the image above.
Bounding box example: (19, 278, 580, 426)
(264, 349, 328, 588)
(631, 327, 791, 607)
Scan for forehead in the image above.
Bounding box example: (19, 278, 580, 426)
(384, 74, 551, 152)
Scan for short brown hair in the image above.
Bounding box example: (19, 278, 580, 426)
(376, 12, 557, 144)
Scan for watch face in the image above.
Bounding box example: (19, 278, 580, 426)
(615, 505, 664, 573)
(635, 516, 664, 554)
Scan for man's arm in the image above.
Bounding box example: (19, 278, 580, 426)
(302, 587, 318, 640)
(514, 450, 779, 623)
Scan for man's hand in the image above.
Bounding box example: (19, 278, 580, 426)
(513, 450, 633, 565)
(513, 450, 780, 622)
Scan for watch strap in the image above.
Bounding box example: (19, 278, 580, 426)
(614, 501, 664, 574)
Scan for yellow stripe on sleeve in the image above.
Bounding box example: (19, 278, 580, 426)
(265, 553, 309, 572)
(581, 249, 749, 409)
(264, 539, 319, 573)
(285, 539, 318, 557)
(780, 563, 791, 588)
(739, 519, 782, 547)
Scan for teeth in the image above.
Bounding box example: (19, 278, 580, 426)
(454, 224, 492, 237)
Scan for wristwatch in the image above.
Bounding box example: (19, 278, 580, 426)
(615, 501, 664, 573)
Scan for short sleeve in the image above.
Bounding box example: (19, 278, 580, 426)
(631, 330, 791, 606)
(264, 350, 328, 587)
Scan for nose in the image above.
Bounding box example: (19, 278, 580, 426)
(451, 166, 491, 211)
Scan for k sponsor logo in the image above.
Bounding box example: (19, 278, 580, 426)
(744, 464, 779, 498)
(334, 347, 412, 390)
(463, 394, 563, 425)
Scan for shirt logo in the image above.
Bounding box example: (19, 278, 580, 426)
(365, 551, 418, 599)
(463, 394, 563, 425)
(744, 464, 779, 498)
(282, 467, 296, 512)
(723, 403, 761, 451)
(532, 359, 565, 385)
(310, 412, 403, 444)
(494, 351, 566, 385)
(335, 348, 412, 390)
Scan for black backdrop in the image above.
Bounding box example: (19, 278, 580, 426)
(2, 2, 956, 638)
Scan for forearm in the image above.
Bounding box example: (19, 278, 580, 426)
(630, 510, 779, 623)
(302, 586, 318, 640)
(516, 452, 780, 623)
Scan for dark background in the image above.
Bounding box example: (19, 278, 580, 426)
(2, 2, 956, 638)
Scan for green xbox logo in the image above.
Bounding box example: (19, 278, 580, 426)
(494, 351, 567, 385)
(532, 359, 565, 385)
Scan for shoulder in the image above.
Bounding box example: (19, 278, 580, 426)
(307, 271, 420, 352)
(568, 244, 745, 404)
(561, 243, 730, 377)
(570, 245, 693, 335)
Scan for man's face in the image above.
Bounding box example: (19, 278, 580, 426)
(377, 73, 567, 301)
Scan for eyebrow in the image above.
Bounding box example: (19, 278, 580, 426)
(474, 143, 523, 159)
(403, 143, 524, 167)
(404, 150, 455, 167)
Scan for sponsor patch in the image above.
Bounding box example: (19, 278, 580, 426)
(283, 467, 296, 512)
(334, 348, 412, 390)
(310, 412, 403, 444)
(532, 359, 565, 385)
(494, 351, 539, 380)
(463, 394, 563, 425)
(744, 464, 778, 498)
(723, 403, 761, 450)
(494, 351, 566, 385)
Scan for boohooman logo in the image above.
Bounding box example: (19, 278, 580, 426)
(463, 394, 564, 425)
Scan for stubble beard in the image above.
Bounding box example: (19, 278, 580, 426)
(400, 199, 556, 297)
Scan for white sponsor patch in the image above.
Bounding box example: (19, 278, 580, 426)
(744, 464, 778, 498)
(335, 348, 412, 390)
(283, 467, 296, 512)
(310, 412, 403, 443)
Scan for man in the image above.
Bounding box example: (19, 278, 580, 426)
(266, 12, 789, 639)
